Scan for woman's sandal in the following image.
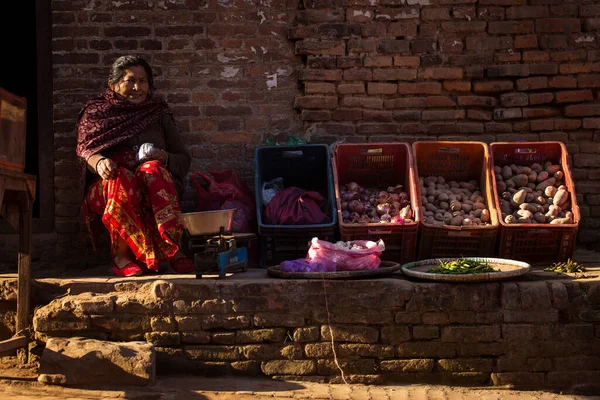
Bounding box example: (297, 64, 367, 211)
(111, 262, 143, 277)
(170, 257, 194, 273)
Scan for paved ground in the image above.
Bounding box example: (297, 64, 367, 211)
(0, 376, 598, 400)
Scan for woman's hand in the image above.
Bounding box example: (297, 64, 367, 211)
(97, 158, 118, 180)
(141, 148, 168, 165)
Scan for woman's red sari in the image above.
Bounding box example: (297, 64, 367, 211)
(76, 90, 183, 271)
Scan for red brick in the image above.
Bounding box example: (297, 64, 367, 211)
(450, 53, 495, 66)
(523, 51, 550, 62)
(529, 64, 559, 75)
(427, 96, 456, 108)
(550, 5, 578, 17)
(506, 6, 549, 19)
(288, 26, 318, 40)
(344, 69, 372, 81)
(300, 110, 330, 121)
(539, 35, 568, 50)
(468, 109, 493, 121)
(333, 109, 363, 121)
(422, 8, 451, 20)
(340, 96, 383, 109)
(364, 56, 393, 67)
(294, 96, 338, 109)
(362, 110, 393, 122)
(578, 74, 600, 88)
(560, 63, 596, 74)
(479, 0, 525, 6)
(530, 119, 554, 131)
(377, 39, 410, 54)
(501, 93, 529, 107)
(550, 50, 587, 62)
(336, 56, 362, 69)
(583, 118, 600, 129)
(516, 77, 548, 91)
(428, 122, 458, 135)
(394, 56, 420, 67)
(442, 21, 487, 33)
(388, 21, 417, 37)
(299, 69, 342, 81)
(307, 56, 337, 69)
(398, 83, 442, 95)
(346, 9, 374, 23)
(336, 83, 365, 95)
(565, 104, 600, 116)
(393, 111, 421, 121)
(485, 122, 512, 133)
(477, 7, 506, 21)
(410, 39, 437, 54)
(296, 10, 344, 24)
(372, 69, 417, 81)
(489, 21, 535, 34)
(457, 123, 485, 133)
(305, 82, 336, 94)
(384, 97, 428, 109)
(522, 107, 558, 118)
(452, 6, 476, 21)
(466, 36, 513, 51)
(439, 38, 464, 53)
(554, 119, 582, 130)
(356, 123, 400, 134)
(514, 35, 539, 49)
(529, 92, 555, 105)
(368, 82, 397, 95)
(423, 67, 463, 80)
(555, 90, 594, 103)
(473, 80, 514, 93)
(458, 96, 497, 107)
(580, 4, 600, 17)
(422, 110, 465, 121)
(443, 80, 471, 92)
(295, 40, 345, 56)
(487, 64, 530, 77)
(494, 108, 522, 120)
(549, 76, 577, 88)
(496, 54, 521, 63)
(314, 122, 356, 135)
(585, 19, 600, 32)
(536, 18, 581, 34)
(360, 22, 387, 37)
(347, 39, 377, 54)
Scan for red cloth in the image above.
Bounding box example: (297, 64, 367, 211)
(76, 88, 170, 190)
(264, 187, 330, 225)
(83, 152, 183, 271)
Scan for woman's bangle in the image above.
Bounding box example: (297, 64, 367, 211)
(96, 157, 106, 171)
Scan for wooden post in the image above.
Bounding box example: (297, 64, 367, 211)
(16, 204, 31, 335)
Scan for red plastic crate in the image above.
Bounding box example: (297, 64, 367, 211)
(490, 141, 580, 265)
(332, 143, 419, 264)
(413, 141, 499, 260)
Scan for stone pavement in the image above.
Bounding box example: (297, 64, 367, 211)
(0, 376, 598, 400)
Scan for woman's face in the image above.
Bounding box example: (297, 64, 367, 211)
(111, 65, 149, 104)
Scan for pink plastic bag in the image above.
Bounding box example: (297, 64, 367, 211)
(306, 237, 385, 271)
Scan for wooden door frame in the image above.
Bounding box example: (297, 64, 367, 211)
(0, 0, 53, 234)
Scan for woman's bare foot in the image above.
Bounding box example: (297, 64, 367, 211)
(113, 235, 136, 269)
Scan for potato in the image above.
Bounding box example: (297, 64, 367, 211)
(512, 189, 527, 206)
(550, 217, 573, 225)
(508, 174, 528, 188)
(502, 165, 513, 180)
(505, 215, 516, 224)
(554, 171, 564, 181)
(536, 171, 549, 183)
(531, 163, 543, 173)
(494, 165, 502, 174)
(534, 212, 546, 223)
(535, 177, 556, 192)
(481, 209, 490, 223)
(553, 189, 569, 206)
(545, 164, 561, 175)
(527, 171, 537, 183)
(544, 186, 557, 198)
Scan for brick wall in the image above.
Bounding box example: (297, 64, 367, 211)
(2, 0, 599, 268)
(31, 278, 600, 389)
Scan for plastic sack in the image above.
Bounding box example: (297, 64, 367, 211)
(264, 187, 330, 225)
(306, 237, 385, 271)
(280, 258, 336, 273)
(136, 142, 155, 162)
(261, 177, 284, 206)
(191, 170, 256, 233)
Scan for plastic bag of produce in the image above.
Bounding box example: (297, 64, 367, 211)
(306, 237, 385, 271)
(280, 258, 337, 273)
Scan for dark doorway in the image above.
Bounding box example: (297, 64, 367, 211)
(0, 1, 54, 232)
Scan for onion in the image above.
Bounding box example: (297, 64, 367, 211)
(347, 182, 360, 193)
(392, 201, 402, 211)
(389, 193, 400, 202)
(391, 216, 404, 225)
(370, 196, 378, 206)
(376, 203, 390, 215)
(348, 200, 365, 214)
(350, 212, 360, 222)
(387, 185, 402, 193)
(342, 191, 356, 202)
(399, 205, 413, 220)
(399, 192, 409, 201)
(358, 214, 371, 223)
(371, 216, 380, 223)
(342, 210, 351, 220)
(369, 208, 378, 218)
(378, 191, 388, 200)
(341, 201, 348, 211)
(400, 199, 410, 208)
(380, 213, 392, 223)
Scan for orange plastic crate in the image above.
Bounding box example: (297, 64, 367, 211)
(490, 142, 580, 265)
(412, 141, 499, 260)
(333, 143, 419, 264)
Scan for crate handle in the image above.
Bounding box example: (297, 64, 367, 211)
(281, 150, 304, 158)
(438, 147, 460, 153)
(368, 228, 392, 235)
(360, 148, 383, 154)
(514, 148, 537, 154)
(447, 231, 472, 237)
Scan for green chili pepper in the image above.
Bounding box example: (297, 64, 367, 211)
(427, 258, 499, 274)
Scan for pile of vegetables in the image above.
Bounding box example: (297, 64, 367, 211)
(494, 162, 573, 225)
(544, 259, 586, 273)
(427, 258, 499, 274)
(420, 176, 491, 227)
(339, 182, 413, 224)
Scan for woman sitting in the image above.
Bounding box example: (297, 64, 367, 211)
(76, 55, 193, 277)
